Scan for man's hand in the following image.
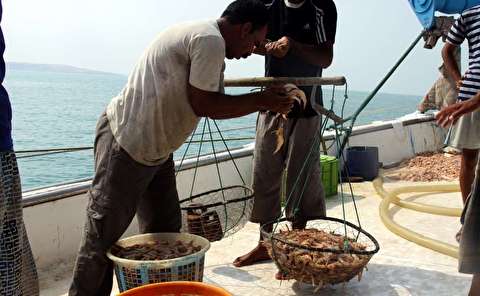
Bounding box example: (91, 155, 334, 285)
(259, 86, 295, 114)
(456, 79, 463, 91)
(436, 97, 480, 127)
(253, 39, 268, 55)
(265, 37, 291, 58)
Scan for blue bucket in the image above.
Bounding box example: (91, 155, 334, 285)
(409, 0, 480, 29)
(345, 146, 379, 181)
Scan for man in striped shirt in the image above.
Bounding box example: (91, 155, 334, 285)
(233, 0, 337, 278)
(439, 4, 480, 295)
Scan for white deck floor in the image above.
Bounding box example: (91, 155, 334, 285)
(41, 177, 471, 296)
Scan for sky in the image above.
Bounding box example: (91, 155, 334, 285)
(2, 0, 467, 96)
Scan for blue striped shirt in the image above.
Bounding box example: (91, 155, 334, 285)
(447, 5, 480, 101)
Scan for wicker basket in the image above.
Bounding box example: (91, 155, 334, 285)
(180, 185, 253, 242)
(262, 216, 379, 287)
(106, 233, 210, 292)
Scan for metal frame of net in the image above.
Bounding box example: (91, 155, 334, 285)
(259, 80, 380, 287)
(262, 216, 379, 286)
(177, 117, 253, 242)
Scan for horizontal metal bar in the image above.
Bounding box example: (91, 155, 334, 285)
(224, 76, 346, 87)
(22, 144, 255, 207)
(23, 180, 91, 207)
(22, 114, 436, 208)
(16, 146, 93, 154)
(186, 137, 254, 143)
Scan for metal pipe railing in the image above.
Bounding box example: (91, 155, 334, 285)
(337, 31, 424, 155)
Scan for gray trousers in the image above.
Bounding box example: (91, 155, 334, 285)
(250, 112, 325, 225)
(69, 113, 181, 296)
(459, 165, 480, 274)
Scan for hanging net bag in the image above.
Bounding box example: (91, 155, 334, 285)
(181, 185, 253, 242)
(262, 217, 379, 286)
(260, 80, 380, 288)
(177, 116, 254, 242)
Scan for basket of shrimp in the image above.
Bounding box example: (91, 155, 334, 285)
(179, 185, 254, 242)
(107, 232, 210, 292)
(261, 216, 379, 288)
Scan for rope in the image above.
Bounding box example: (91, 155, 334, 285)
(212, 120, 247, 186)
(271, 83, 363, 248)
(176, 121, 200, 177)
(188, 119, 208, 198)
(190, 125, 255, 136)
(179, 137, 254, 143)
(274, 123, 322, 233)
(206, 119, 229, 230)
(206, 119, 226, 201)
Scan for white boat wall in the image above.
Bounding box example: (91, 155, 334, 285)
(22, 112, 445, 273)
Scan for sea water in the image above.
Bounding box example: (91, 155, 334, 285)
(5, 69, 421, 190)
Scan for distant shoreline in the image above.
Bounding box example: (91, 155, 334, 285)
(6, 62, 124, 76)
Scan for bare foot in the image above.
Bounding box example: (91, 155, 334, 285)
(233, 242, 271, 267)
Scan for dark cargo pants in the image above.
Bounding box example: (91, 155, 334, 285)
(69, 113, 181, 296)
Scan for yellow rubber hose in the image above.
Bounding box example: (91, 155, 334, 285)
(373, 177, 460, 258)
(373, 178, 462, 216)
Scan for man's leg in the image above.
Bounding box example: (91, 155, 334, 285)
(459, 160, 480, 295)
(69, 115, 156, 296)
(469, 274, 480, 296)
(460, 149, 478, 203)
(233, 112, 284, 267)
(137, 154, 182, 233)
(457, 149, 479, 242)
(269, 116, 324, 280)
(284, 116, 325, 226)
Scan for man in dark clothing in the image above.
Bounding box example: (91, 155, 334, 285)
(233, 0, 337, 275)
(0, 1, 39, 294)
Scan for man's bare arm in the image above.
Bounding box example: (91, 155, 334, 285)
(187, 84, 294, 120)
(260, 36, 333, 68)
(289, 38, 333, 68)
(436, 94, 480, 127)
(442, 42, 462, 84)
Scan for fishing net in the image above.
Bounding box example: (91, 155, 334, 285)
(261, 81, 380, 288)
(262, 216, 379, 287)
(180, 185, 253, 242)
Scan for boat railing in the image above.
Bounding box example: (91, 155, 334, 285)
(18, 124, 258, 205)
(15, 125, 257, 160)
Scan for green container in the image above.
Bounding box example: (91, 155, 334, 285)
(320, 155, 339, 197)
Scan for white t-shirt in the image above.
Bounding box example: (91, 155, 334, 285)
(106, 20, 226, 166)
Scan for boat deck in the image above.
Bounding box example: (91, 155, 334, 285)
(41, 174, 470, 296)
